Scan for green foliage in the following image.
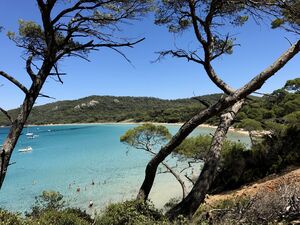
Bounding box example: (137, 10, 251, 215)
(0, 78, 297, 132)
(0, 94, 222, 126)
(231, 15, 249, 26)
(235, 78, 300, 131)
(270, 0, 300, 33)
(6, 1, 153, 60)
(18, 20, 43, 39)
(173, 105, 299, 194)
(29, 191, 65, 217)
(238, 119, 262, 131)
(211, 124, 300, 193)
(271, 18, 285, 28)
(174, 135, 246, 162)
(263, 120, 286, 133)
(120, 124, 171, 151)
(0, 209, 31, 225)
(212, 36, 235, 55)
(1, 191, 93, 225)
(284, 111, 300, 125)
(284, 78, 300, 93)
(96, 200, 170, 225)
(174, 135, 212, 160)
(31, 209, 90, 225)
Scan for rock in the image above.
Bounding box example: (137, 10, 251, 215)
(74, 100, 99, 110)
(74, 105, 81, 110)
(87, 100, 99, 107)
(52, 106, 59, 111)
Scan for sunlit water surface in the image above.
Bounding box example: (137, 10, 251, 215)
(0, 124, 250, 213)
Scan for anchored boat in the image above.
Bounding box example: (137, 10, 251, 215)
(18, 146, 33, 153)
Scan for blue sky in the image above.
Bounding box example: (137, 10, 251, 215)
(0, 1, 299, 110)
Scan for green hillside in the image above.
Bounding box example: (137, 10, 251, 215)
(1, 79, 298, 128)
(0, 94, 222, 126)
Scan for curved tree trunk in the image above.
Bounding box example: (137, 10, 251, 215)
(136, 41, 300, 201)
(166, 100, 244, 219)
(147, 149, 188, 199)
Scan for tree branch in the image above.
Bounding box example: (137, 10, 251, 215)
(0, 71, 28, 94)
(0, 107, 13, 124)
(237, 40, 300, 97)
(53, 64, 63, 84)
(157, 49, 204, 64)
(137, 40, 300, 202)
(192, 96, 211, 108)
(26, 55, 37, 81)
(38, 93, 56, 99)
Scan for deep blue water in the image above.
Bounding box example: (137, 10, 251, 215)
(0, 124, 250, 213)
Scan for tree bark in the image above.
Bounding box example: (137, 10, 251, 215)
(0, 63, 52, 189)
(166, 100, 244, 219)
(136, 40, 300, 201)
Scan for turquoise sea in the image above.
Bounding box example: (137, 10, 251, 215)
(0, 124, 250, 214)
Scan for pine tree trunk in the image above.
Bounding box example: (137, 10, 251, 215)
(0, 64, 51, 189)
(166, 100, 244, 219)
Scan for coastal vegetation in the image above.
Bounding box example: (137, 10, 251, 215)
(134, 1, 300, 218)
(0, 76, 298, 130)
(0, 94, 221, 126)
(0, 0, 299, 224)
(0, 0, 152, 189)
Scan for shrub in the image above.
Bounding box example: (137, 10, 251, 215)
(32, 209, 90, 225)
(28, 190, 65, 218)
(96, 200, 188, 225)
(0, 209, 31, 225)
(211, 125, 300, 193)
(25, 191, 93, 225)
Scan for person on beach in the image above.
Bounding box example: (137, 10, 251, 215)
(89, 200, 93, 208)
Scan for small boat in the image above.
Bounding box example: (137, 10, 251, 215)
(19, 146, 33, 152)
(27, 134, 39, 139)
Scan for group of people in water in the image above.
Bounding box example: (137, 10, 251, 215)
(69, 180, 98, 208)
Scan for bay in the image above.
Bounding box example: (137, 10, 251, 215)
(0, 124, 250, 214)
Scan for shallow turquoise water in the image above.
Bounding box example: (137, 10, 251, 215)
(0, 124, 250, 213)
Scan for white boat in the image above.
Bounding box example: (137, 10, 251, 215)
(27, 134, 39, 139)
(26, 132, 34, 136)
(18, 146, 33, 152)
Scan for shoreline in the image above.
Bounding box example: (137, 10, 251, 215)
(23, 121, 250, 135)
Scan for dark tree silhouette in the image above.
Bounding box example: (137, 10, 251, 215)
(0, 0, 152, 189)
(137, 0, 300, 219)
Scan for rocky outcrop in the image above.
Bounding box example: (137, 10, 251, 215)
(74, 100, 99, 110)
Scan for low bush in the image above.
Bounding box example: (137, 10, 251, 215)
(96, 200, 189, 225)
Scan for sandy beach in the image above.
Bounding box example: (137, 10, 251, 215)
(27, 121, 250, 135)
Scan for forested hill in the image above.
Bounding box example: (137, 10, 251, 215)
(1, 78, 299, 127)
(0, 94, 223, 126)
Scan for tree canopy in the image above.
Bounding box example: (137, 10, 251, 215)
(0, 0, 153, 189)
(120, 124, 172, 151)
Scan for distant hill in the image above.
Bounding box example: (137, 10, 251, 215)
(0, 94, 223, 126)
